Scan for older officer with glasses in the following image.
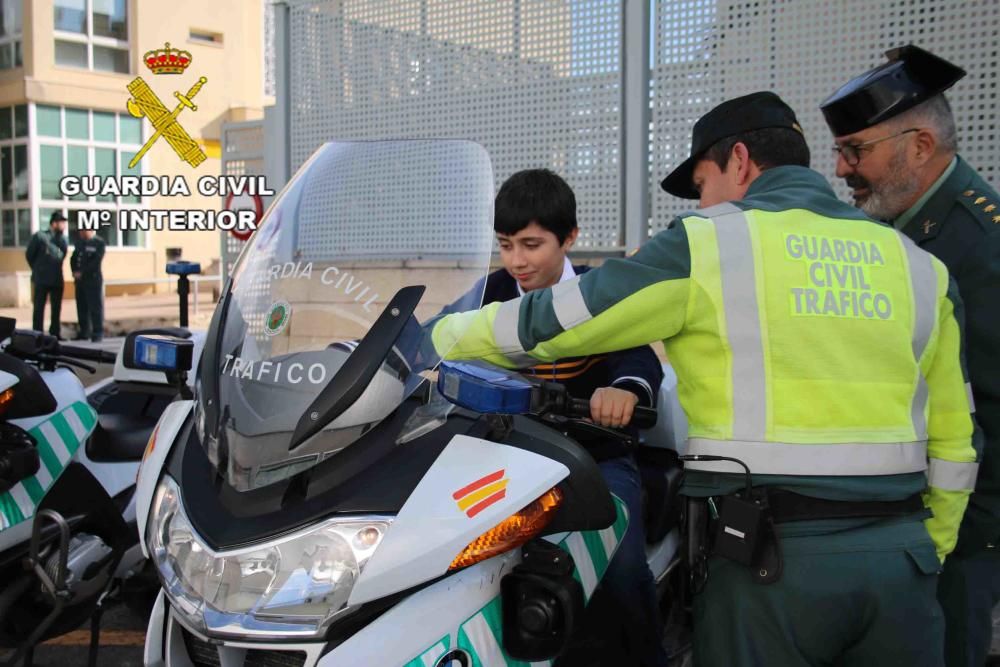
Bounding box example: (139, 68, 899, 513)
(823, 44, 1000, 667)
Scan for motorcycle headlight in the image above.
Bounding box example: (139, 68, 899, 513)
(147, 476, 391, 639)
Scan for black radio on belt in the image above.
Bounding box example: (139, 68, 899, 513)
(715, 489, 770, 566)
(680, 455, 770, 566)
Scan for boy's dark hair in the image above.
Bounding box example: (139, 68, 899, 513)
(704, 127, 811, 172)
(495, 169, 577, 243)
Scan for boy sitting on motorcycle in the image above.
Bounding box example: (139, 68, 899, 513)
(445, 169, 667, 666)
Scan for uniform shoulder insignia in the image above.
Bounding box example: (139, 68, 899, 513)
(957, 185, 1000, 233)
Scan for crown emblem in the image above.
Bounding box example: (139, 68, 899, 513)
(143, 42, 192, 75)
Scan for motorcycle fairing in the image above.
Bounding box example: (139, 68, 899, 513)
(348, 434, 569, 606)
(0, 368, 95, 536)
(146, 496, 628, 667)
(135, 400, 193, 559)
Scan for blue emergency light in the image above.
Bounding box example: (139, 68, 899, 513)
(165, 261, 201, 276)
(437, 361, 534, 414)
(132, 335, 194, 372)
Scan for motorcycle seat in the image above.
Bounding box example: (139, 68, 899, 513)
(87, 413, 158, 462)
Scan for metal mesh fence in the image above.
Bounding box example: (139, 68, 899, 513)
(650, 0, 1000, 232)
(286, 0, 623, 249)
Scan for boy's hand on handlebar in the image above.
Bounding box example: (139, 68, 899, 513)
(589, 387, 639, 428)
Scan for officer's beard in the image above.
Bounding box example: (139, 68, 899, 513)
(847, 146, 922, 222)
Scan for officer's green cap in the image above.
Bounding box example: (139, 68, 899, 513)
(821, 45, 965, 137)
(660, 91, 803, 200)
(49, 211, 67, 223)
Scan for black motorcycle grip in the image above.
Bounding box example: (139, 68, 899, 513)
(569, 397, 658, 429)
(59, 344, 116, 364)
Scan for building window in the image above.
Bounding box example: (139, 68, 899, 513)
(54, 0, 129, 74)
(36, 105, 145, 248)
(41, 208, 134, 249)
(0, 1, 21, 70)
(0, 105, 29, 247)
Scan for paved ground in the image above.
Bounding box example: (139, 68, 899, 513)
(29, 603, 147, 667)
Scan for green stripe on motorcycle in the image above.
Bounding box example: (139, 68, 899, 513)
(72, 402, 98, 432)
(36, 438, 62, 478)
(22, 476, 45, 504)
(554, 494, 628, 602)
(456, 597, 550, 667)
(402, 635, 451, 667)
(0, 401, 93, 532)
(610, 495, 628, 542)
(50, 412, 81, 457)
(0, 493, 24, 526)
(580, 529, 610, 577)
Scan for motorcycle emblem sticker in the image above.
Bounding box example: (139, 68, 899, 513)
(452, 469, 508, 518)
(265, 300, 291, 336)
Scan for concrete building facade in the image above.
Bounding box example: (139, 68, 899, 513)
(0, 0, 267, 305)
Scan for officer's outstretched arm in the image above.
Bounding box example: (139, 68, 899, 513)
(923, 273, 979, 562)
(431, 220, 693, 367)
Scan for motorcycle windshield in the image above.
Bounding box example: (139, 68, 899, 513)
(197, 141, 495, 491)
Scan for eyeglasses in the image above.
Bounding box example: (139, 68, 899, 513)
(831, 128, 920, 166)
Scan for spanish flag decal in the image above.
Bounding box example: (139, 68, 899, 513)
(453, 469, 509, 518)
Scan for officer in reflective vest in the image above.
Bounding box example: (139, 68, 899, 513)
(431, 92, 977, 666)
(822, 45, 1000, 667)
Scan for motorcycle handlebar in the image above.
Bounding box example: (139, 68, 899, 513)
(568, 397, 658, 430)
(57, 344, 116, 365)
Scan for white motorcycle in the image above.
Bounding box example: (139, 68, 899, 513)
(135, 140, 693, 667)
(0, 320, 204, 667)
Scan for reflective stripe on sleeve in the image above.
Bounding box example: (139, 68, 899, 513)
(966, 382, 976, 414)
(902, 238, 938, 439)
(551, 277, 593, 330)
(927, 458, 980, 492)
(685, 438, 928, 476)
(491, 298, 538, 367)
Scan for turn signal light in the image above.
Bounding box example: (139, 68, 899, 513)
(137, 423, 160, 483)
(0, 389, 15, 416)
(143, 424, 160, 462)
(449, 487, 563, 570)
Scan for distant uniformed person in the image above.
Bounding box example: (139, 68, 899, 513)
(823, 45, 1000, 667)
(71, 226, 106, 342)
(431, 92, 977, 666)
(25, 211, 68, 337)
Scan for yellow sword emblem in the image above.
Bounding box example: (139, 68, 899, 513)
(126, 76, 208, 168)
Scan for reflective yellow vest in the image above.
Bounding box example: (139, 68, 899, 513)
(433, 166, 978, 560)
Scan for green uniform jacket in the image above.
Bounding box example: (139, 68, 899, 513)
(70, 236, 106, 283)
(25, 230, 67, 287)
(899, 156, 1000, 554)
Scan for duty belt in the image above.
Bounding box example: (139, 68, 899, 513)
(766, 490, 927, 524)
